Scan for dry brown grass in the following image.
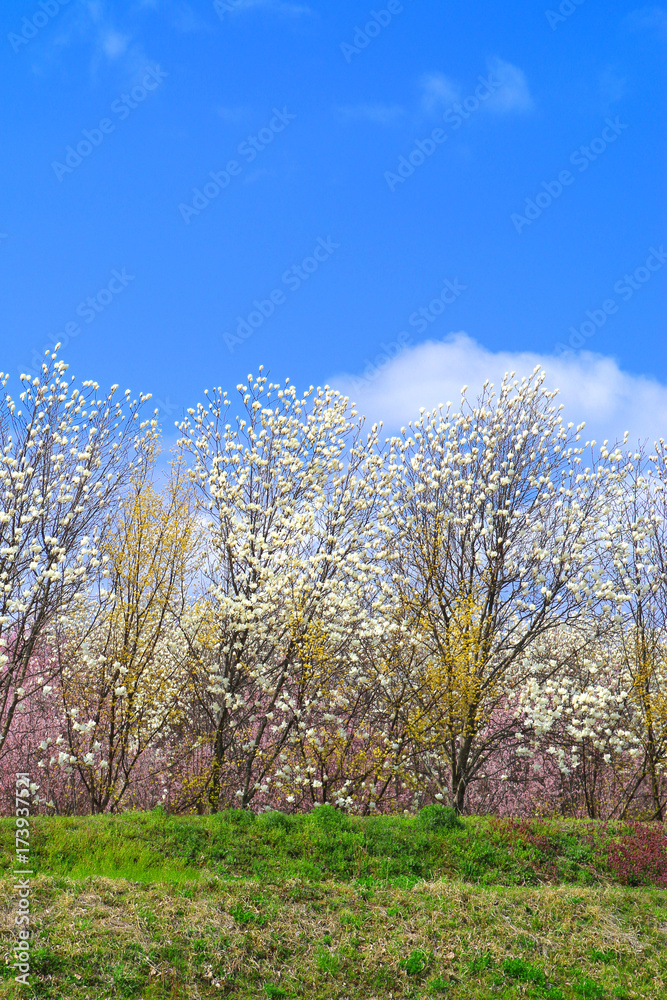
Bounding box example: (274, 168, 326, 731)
(1, 874, 665, 998)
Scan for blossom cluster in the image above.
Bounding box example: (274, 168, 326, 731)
(1, 359, 666, 821)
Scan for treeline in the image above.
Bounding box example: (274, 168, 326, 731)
(1, 355, 666, 819)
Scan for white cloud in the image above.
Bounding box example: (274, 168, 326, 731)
(170, 2, 212, 32)
(86, 0, 105, 19)
(48, 1, 154, 85)
(335, 103, 406, 125)
(269, 0, 311, 11)
(330, 332, 666, 446)
(484, 57, 535, 114)
(419, 72, 461, 114)
(101, 29, 130, 59)
(220, 0, 312, 15)
(130, 1, 211, 32)
(348, 59, 531, 134)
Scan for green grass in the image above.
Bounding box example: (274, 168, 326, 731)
(0, 808, 665, 998)
(0, 806, 660, 887)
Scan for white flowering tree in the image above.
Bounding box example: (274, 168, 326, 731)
(7, 354, 665, 821)
(0, 350, 154, 763)
(384, 368, 623, 812)
(177, 372, 389, 810)
(653, 440, 667, 597)
(598, 446, 667, 819)
(516, 631, 642, 818)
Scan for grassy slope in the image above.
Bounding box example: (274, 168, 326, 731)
(0, 810, 665, 999)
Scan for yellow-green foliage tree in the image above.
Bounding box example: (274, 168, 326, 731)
(40, 448, 197, 813)
(265, 614, 414, 813)
(397, 581, 496, 805)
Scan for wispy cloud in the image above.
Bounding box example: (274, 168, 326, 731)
(47, 1, 156, 85)
(216, 0, 312, 16)
(170, 1, 213, 32)
(402, 59, 533, 125)
(132, 0, 211, 31)
(626, 6, 667, 37)
(330, 332, 666, 446)
(483, 57, 534, 114)
(100, 29, 130, 59)
(335, 103, 406, 125)
(419, 72, 461, 115)
(45, 1, 207, 81)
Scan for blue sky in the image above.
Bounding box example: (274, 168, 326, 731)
(1, 0, 665, 442)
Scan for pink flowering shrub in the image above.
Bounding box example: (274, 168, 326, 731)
(604, 820, 667, 887)
(2, 672, 665, 823)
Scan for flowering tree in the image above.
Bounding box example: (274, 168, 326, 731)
(603, 447, 667, 819)
(516, 631, 643, 818)
(4, 360, 665, 823)
(177, 372, 389, 810)
(384, 369, 622, 812)
(37, 451, 197, 813)
(0, 351, 153, 765)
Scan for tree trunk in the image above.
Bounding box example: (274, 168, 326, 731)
(451, 732, 475, 813)
(646, 725, 664, 822)
(209, 719, 226, 813)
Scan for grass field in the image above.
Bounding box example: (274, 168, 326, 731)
(1, 807, 665, 998)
